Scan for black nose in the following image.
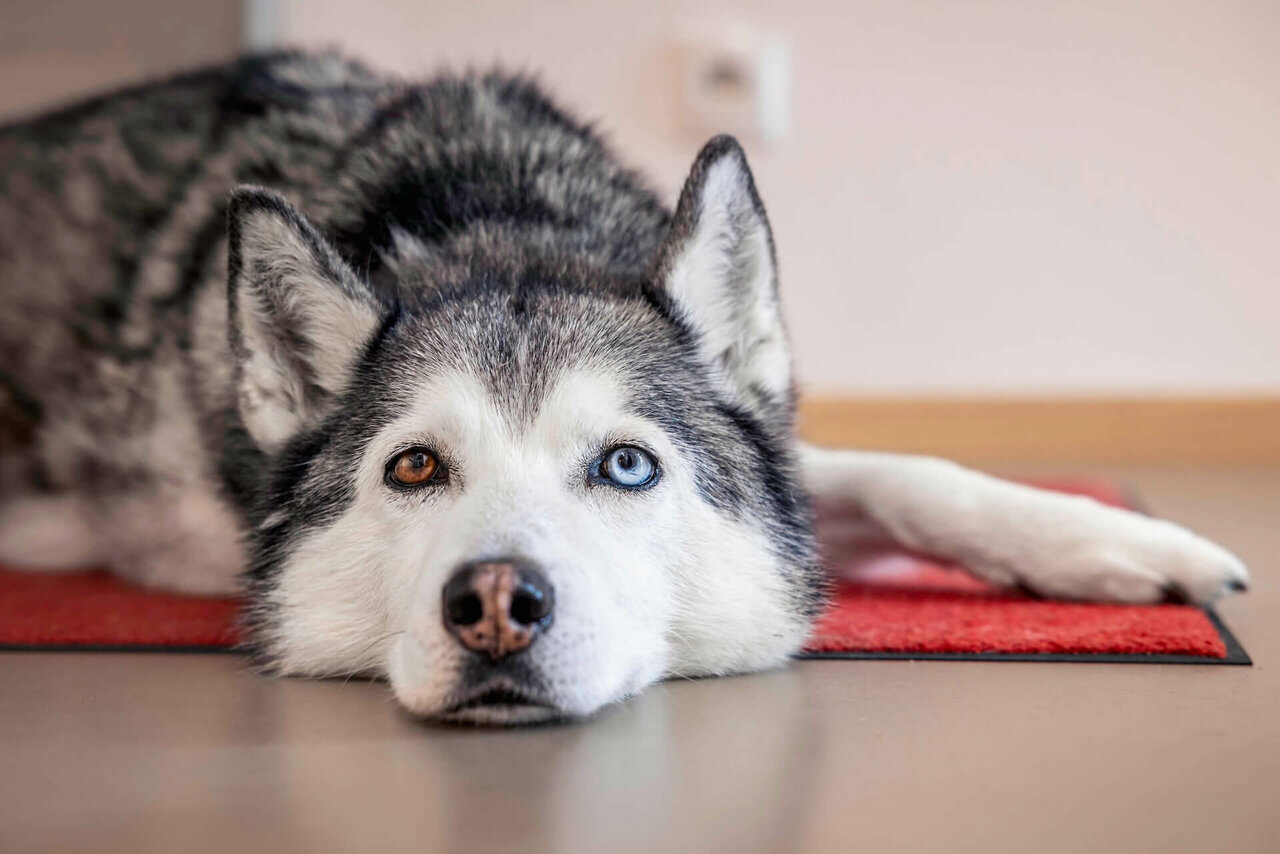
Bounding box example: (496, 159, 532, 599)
(442, 559, 555, 659)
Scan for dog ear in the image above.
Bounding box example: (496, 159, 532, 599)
(653, 135, 793, 422)
(227, 187, 385, 453)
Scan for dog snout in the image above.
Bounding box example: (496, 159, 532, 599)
(442, 559, 555, 659)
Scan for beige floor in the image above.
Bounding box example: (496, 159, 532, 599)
(1, 464, 1277, 854)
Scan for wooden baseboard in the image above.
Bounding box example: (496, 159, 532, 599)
(796, 396, 1280, 463)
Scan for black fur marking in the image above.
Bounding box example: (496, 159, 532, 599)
(331, 155, 567, 275)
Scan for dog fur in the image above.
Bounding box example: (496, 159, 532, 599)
(0, 51, 1248, 723)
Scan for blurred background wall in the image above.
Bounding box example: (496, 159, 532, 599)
(4, 0, 1278, 398)
(0, 1, 241, 118)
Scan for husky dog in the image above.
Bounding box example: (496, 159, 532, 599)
(0, 52, 1247, 723)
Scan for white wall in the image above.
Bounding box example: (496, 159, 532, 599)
(256, 2, 1280, 393)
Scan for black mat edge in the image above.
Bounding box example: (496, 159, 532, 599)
(795, 606, 1251, 665)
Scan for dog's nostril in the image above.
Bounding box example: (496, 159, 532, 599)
(441, 560, 556, 659)
(510, 585, 550, 625)
(446, 592, 484, 626)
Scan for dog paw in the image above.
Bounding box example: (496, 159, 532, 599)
(1003, 510, 1250, 606)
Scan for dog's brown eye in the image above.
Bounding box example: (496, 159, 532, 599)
(389, 449, 440, 487)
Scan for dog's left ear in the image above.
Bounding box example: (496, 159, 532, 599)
(227, 187, 385, 453)
(653, 135, 792, 421)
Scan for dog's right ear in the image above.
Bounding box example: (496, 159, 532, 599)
(227, 187, 385, 453)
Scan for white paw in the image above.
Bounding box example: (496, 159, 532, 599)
(1000, 503, 1250, 606)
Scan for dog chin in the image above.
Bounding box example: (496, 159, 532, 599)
(433, 702, 570, 727)
(416, 683, 579, 726)
(387, 634, 664, 726)
(390, 661, 581, 726)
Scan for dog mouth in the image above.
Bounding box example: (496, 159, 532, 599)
(435, 684, 564, 726)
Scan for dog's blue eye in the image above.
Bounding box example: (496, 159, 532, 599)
(598, 446, 658, 489)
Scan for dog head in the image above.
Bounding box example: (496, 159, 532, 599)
(227, 136, 822, 724)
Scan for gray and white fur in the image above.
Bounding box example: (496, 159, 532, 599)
(0, 52, 1248, 723)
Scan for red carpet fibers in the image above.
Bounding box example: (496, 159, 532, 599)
(0, 570, 241, 648)
(807, 561, 1227, 657)
(0, 479, 1228, 658)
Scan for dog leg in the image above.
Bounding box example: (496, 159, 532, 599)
(0, 495, 99, 569)
(799, 444, 1248, 604)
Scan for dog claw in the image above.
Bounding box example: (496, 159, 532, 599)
(1161, 583, 1190, 605)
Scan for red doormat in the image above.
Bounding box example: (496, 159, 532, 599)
(0, 480, 1249, 663)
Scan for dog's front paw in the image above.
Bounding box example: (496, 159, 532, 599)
(1003, 508, 1250, 606)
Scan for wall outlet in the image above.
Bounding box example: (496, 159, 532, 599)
(673, 21, 790, 142)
